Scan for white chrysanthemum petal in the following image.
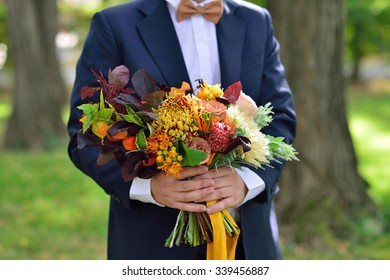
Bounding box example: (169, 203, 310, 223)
(227, 105, 270, 167)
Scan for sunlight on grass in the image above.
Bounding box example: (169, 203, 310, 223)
(0, 102, 10, 119)
(351, 118, 389, 202)
(348, 93, 390, 206)
(0, 149, 109, 259)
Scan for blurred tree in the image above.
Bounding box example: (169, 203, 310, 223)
(247, 0, 267, 7)
(4, 0, 66, 149)
(267, 0, 375, 243)
(345, 0, 390, 81)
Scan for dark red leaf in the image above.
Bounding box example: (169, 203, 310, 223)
(225, 136, 251, 154)
(80, 86, 100, 100)
(77, 130, 100, 149)
(215, 96, 231, 105)
(137, 164, 159, 179)
(120, 153, 145, 182)
(108, 65, 130, 91)
(223, 81, 242, 104)
(114, 93, 143, 109)
(107, 120, 142, 137)
(131, 69, 158, 97)
(142, 90, 166, 107)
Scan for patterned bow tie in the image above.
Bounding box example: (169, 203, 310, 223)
(177, 0, 223, 24)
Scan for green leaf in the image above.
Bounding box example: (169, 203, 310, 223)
(254, 102, 274, 129)
(77, 103, 98, 115)
(136, 129, 147, 150)
(98, 108, 114, 122)
(146, 122, 155, 136)
(178, 141, 207, 167)
(120, 105, 145, 127)
(99, 89, 105, 110)
(77, 103, 99, 132)
(266, 135, 299, 161)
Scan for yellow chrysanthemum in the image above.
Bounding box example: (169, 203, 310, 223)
(152, 88, 204, 143)
(197, 82, 224, 101)
(227, 105, 270, 167)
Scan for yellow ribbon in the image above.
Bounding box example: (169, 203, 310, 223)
(206, 200, 240, 260)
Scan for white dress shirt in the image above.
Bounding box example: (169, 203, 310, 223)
(130, 0, 265, 216)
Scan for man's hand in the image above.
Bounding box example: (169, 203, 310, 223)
(150, 165, 215, 212)
(194, 166, 248, 214)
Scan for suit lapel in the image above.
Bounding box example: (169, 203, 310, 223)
(136, 0, 190, 87)
(217, 2, 246, 88)
(136, 0, 246, 89)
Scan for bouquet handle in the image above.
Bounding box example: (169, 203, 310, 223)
(206, 200, 240, 260)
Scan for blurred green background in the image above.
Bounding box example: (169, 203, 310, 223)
(0, 0, 389, 259)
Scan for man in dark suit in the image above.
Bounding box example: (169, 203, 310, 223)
(67, 0, 296, 260)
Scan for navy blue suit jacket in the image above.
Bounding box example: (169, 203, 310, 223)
(67, 0, 296, 260)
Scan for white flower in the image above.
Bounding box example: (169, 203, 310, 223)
(227, 105, 270, 167)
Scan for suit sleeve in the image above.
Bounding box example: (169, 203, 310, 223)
(67, 11, 133, 209)
(249, 8, 296, 204)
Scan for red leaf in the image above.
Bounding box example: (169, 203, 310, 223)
(223, 81, 242, 104)
(142, 90, 166, 107)
(108, 65, 130, 91)
(80, 86, 100, 100)
(131, 69, 158, 97)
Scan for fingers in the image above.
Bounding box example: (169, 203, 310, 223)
(176, 165, 209, 180)
(206, 197, 235, 214)
(150, 169, 215, 212)
(150, 166, 247, 213)
(197, 167, 248, 214)
(175, 202, 207, 212)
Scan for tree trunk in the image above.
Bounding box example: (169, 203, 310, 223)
(350, 21, 363, 81)
(267, 0, 375, 243)
(4, 0, 66, 150)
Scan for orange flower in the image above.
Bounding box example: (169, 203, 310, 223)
(122, 136, 137, 151)
(165, 161, 183, 177)
(197, 116, 208, 133)
(202, 99, 227, 121)
(147, 132, 171, 153)
(92, 122, 109, 139)
(187, 137, 211, 165)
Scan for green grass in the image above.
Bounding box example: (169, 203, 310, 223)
(348, 92, 390, 207)
(0, 148, 108, 259)
(0, 83, 390, 259)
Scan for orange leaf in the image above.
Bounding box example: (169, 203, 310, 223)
(107, 131, 128, 141)
(122, 136, 137, 151)
(207, 152, 216, 166)
(143, 155, 157, 166)
(180, 81, 191, 91)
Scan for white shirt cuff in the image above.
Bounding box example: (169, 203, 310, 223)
(235, 166, 266, 206)
(129, 177, 164, 207)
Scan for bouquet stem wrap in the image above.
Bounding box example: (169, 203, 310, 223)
(206, 200, 240, 260)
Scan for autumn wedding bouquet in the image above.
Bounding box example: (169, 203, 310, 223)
(77, 65, 298, 259)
